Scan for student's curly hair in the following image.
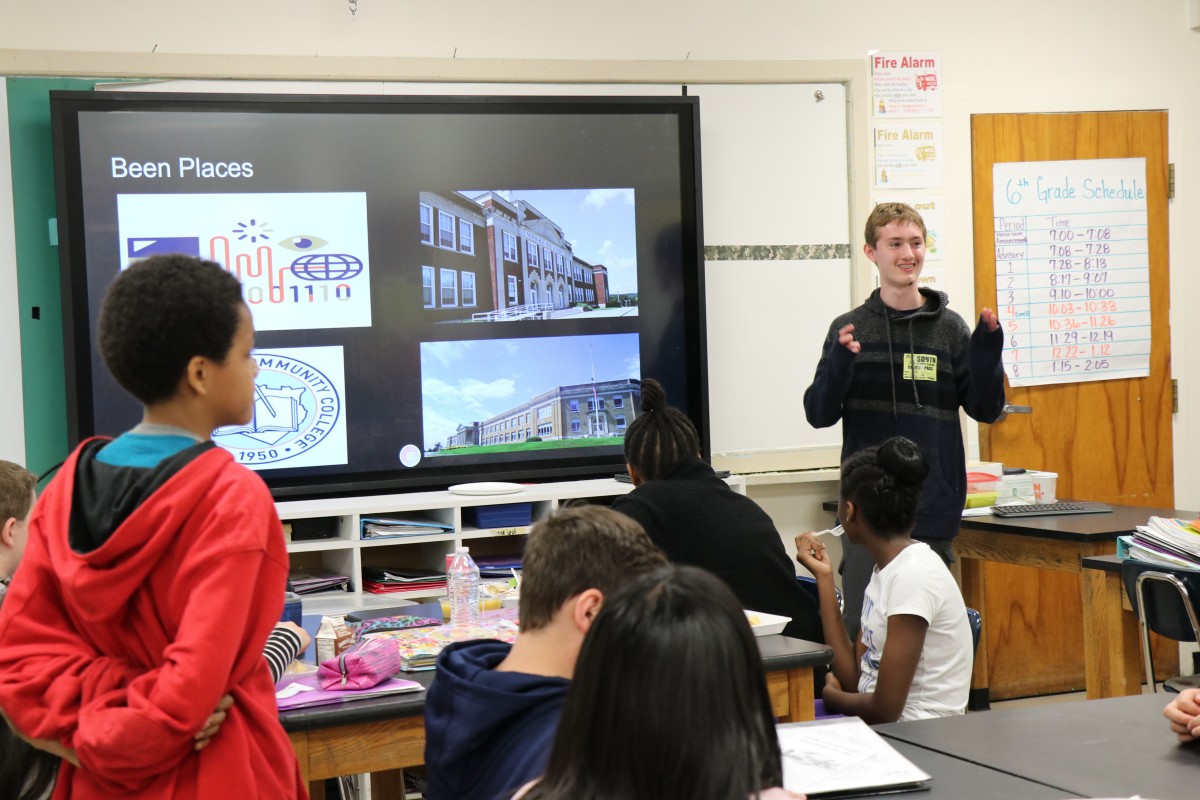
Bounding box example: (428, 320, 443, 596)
(98, 255, 245, 405)
(840, 436, 930, 538)
(622, 378, 699, 481)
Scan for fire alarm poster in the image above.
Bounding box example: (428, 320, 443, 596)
(871, 51, 942, 118)
(872, 122, 944, 189)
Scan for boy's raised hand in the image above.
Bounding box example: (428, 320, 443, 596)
(795, 532, 833, 577)
(979, 307, 999, 332)
(837, 324, 861, 354)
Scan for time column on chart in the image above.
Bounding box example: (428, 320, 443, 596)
(994, 210, 1150, 384)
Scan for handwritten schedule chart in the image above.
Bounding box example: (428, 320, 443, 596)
(993, 158, 1151, 387)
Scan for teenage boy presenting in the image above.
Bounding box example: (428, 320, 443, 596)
(804, 202, 1005, 637)
(423, 505, 667, 800)
(0, 255, 304, 799)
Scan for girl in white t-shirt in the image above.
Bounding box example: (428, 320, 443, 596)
(795, 436, 972, 723)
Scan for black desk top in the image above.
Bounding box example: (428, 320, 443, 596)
(875, 693, 1200, 800)
(821, 500, 1196, 543)
(1082, 553, 1125, 573)
(884, 739, 1067, 799)
(279, 634, 833, 733)
(959, 503, 1195, 542)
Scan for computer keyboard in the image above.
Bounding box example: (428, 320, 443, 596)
(991, 502, 1111, 517)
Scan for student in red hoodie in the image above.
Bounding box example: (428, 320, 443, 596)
(0, 255, 305, 799)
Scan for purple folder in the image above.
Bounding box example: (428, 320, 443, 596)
(275, 672, 423, 710)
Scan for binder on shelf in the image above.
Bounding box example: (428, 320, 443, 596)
(361, 517, 454, 540)
(288, 569, 352, 595)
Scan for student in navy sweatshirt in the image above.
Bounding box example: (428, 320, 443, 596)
(423, 505, 666, 800)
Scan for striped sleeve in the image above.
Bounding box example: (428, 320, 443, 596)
(263, 625, 304, 683)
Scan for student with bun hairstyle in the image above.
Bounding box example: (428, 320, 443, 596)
(804, 202, 1004, 640)
(513, 565, 802, 800)
(610, 378, 821, 642)
(795, 436, 972, 723)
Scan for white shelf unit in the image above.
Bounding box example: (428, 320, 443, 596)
(277, 476, 745, 616)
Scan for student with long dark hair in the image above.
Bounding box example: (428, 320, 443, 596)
(610, 378, 821, 642)
(515, 565, 801, 800)
(795, 436, 971, 723)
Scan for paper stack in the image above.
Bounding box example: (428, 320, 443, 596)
(1124, 517, 1200, 568)
(362, 567, 448, 594)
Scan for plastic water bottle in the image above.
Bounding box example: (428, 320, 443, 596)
(448, 546, 482, 626)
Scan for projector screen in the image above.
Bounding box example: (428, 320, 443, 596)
(51, 91, 708, 498)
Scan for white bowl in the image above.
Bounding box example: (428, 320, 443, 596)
(745, 609, 791, 637)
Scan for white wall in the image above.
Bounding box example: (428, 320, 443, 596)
(1, 0, 1197, 508)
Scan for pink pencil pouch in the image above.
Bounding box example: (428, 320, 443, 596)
(317, 637, 403, 690)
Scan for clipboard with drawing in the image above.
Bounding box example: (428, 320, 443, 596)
(779, 716, 931, 798)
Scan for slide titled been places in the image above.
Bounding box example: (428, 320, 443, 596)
(118, 192, 371, 331)
(213, 346, 349, 470)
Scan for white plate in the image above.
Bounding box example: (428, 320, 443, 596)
(447, 481, 526, 496)
(745, 609, 791, 637)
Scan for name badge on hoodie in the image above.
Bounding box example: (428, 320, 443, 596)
(903, 353, 938, 381)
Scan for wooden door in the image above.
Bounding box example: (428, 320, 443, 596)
(971, 111, 1173, 697)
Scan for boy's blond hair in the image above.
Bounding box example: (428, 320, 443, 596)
(0, 461, 35, 523)
(864, 202, 927, 247)
(517, 505, 666, 631)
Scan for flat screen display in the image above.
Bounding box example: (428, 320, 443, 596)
(51, 91, 707, 498)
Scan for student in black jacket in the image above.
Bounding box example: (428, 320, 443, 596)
(610, 379, 822, 642)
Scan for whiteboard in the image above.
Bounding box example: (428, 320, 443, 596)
(689, 84, 853, 471)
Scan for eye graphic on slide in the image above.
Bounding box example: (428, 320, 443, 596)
(233, 218, 274, 243)
(278, 235, 329, 251)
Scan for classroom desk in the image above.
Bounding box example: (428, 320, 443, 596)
(873, 739, 1070, 799)
(821, 501, 1190, 703)
(875, 693, 1200, 800)
(280, 634, 832, 798)
(954, 504, 1193, 704)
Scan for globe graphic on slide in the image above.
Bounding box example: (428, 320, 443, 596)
(291, 253, 364, 281)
